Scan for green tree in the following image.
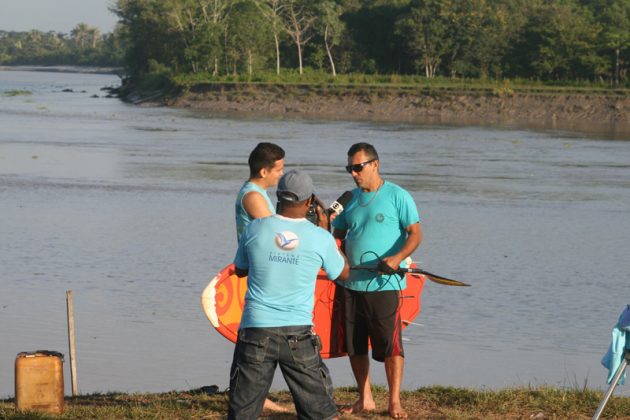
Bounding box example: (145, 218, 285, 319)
(203, 0, 233, 75)
(438, 0, 524, 79)
(22, 30, 46, 59)
(166, 0, 225, 73)
(395, 0, 453, 77)
(0, 26, 123, 66)
(99, 25, 126, 66)
(505, 1, 605, 80)
(318, 1, 345, 76)
(89, 27, 101, 49)
(71, 23, 91, 49)
(255, 0, 286, 75)
(588, 0, 630, 85)
(225, 1, 272, 76)
(113, 0, 188, 75)
(343, 1, 408, 74)
(280, 0, 319, 74)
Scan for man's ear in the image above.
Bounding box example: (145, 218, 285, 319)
(304, 195, 314, 208)
(259, 167, 268, 179)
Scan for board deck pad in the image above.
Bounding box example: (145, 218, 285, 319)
(202, 263, 425, 359)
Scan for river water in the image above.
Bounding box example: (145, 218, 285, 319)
(1, 70, 629, 398)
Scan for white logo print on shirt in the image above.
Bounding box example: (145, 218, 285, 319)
(275, 231, 300, 250)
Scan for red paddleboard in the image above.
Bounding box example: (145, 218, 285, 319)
(201, 262, 425, 359)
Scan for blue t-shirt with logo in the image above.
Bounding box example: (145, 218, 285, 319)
(235, 181, 275, 243)
(234, 215, 345, 328)
(332, 181, 420, 292)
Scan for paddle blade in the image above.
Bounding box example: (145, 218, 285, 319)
(351, 265, 470, 287)
(411, 272, 470, 287)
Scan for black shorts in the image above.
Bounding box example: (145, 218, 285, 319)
(341, 287, 404, 362)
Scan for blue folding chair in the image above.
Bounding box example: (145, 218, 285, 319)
(592, 305, 630, 420)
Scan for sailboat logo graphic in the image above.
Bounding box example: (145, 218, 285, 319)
(275, 231, 299, 250)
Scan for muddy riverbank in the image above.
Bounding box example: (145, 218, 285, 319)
(128, 82, 630, 137)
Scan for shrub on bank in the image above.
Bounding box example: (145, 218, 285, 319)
(169, 70, 630, 96)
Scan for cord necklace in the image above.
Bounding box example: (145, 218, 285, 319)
(358, 179, 385, 207)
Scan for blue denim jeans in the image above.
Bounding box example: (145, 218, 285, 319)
(227, 326, 337, 420)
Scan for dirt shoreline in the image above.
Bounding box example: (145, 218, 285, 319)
(135, 83, 630, 137)
(0, 65, 123, 75)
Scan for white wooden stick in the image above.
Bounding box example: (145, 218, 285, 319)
(66, 290, 78, 396)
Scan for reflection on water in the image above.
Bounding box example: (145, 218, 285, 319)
(1, 70, 630, 397)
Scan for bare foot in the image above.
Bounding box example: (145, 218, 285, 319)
(388, 401, 408, 419)
(340, 398, 376, 415)
(262, 398, 290, 413)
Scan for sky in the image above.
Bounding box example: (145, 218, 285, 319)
(0, 0, 119, 33)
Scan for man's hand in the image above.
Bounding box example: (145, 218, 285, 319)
(335, 249, 350, 281)
(378, 256, 401, 275)
(316, 204, 329, 231)
(376, 223, 421, 275)
(234, 266, 249, 278)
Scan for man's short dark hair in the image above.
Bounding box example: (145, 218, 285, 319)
(347, 142, 379, 161)
(249, 143, 285, 178)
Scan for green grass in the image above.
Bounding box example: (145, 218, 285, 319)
(168, 69, 630, 97)
(3, 90, 32, 97)
(1, 386, 629, 419)
(119, 68, 630, 104)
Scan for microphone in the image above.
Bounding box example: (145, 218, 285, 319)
(327, 191, 353, 217)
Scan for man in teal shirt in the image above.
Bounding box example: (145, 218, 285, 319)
(333, 143, 422, 419)
(229, 170, 350, 420)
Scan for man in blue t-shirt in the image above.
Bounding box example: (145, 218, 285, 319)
(229, 170, 350, 420)
(332, 143, 422, 419)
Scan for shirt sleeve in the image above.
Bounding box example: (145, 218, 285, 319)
(396, 188, 420, 229)
(321, 232, 345, 280)
(331, 210, 348, 230)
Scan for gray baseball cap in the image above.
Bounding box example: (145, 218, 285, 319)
(277, 170, 314, 202)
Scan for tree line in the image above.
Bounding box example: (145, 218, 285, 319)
(0, 23, 124, 67)
(2, 0, 629, 86)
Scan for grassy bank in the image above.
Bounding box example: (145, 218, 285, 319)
(2, 385, 629, 419)
(172, 71, 630, 96)
(115, 71, 630, 134)
(119, 70, 630, 103)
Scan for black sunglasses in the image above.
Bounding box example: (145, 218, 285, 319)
(345, 159, 376, 174)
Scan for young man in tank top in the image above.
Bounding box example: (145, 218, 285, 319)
(235, 142, 285, 242)
(332, 142, 422, 419)
(233, 142, 288, 412)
